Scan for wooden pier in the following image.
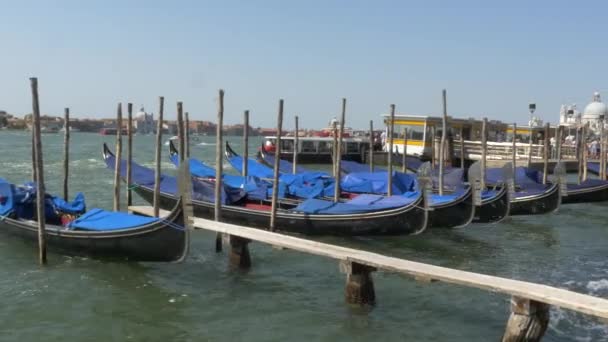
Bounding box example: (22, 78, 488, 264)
(130, 205, 608, 341)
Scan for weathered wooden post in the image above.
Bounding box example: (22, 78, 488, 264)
(600, 122, 606, 180)
(527, 127, 534, 167)
(387, 104, 395, 196)
(177, 102, 184, 163)
(481, 118, 487, 191)
(402, 127, 408, 172)
(556, 125, 562, 161)
(269, 99, 284, 231)
(430, 126, 436, 169)
(185, 111, 190, 159)
(334, 98, 346, 201)
(501, 296, 549, 342)
(62, 107, 70, 200)
(113, 103, 123, 212)
(332, 121, 338, 177)
(292, 115, 299, 174)
(243, 110, 249, 177)
(30, 77, 47, 265)
(511, 123, 517, 191)
(342, 261, 376, 306)
(153, 96, 164, 218)
(577, 126, 583, 185)
(126, 103, 133, 206)
(583, 123, 589, 181)
(542, 123, 549, 184)
(438, 90, 447, 195)
(369, 120, 374, 172)
(460, 126, 465, 169)
(215, 90, 225, 251)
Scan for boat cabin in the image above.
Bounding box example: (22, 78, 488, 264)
(262, 135, 371, 164)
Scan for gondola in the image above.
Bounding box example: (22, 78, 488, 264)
(226, 142, 474, 229)
(562, 179, 608, 204)
(486, 166, 561, 215)
(105, 143, 428, 236)
(0, 178, 188, 262)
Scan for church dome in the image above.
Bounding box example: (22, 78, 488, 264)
(583, 92, 608, 120)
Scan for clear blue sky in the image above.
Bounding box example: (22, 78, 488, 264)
(1, 0, 606, 128)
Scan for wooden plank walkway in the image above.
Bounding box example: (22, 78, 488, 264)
(129, 205, 608, 321)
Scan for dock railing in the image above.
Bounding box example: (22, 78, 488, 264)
(130, 205, 608, 341)
(453, 140, 578, 161)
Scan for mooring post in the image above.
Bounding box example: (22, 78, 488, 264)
(31, 121, 36, 183)
(501, 296, 549, 342)
(402, 127, 408, 173)
(153, 96, 164, 218)
(176, 158, 193, 263)
(269, 99, 284, 232)
(459, 125, 465, 169)
(430, 126, 436, 169)
(30, 77, 47, 265)
(243, 110, 249, 177)
(600, 122, 606, 180)
(583, 123, 589, 181)
(62, 107, 70, 201)
(543, 122, 551, 184)
(438, 90, 447, 195)
(126, 103, 133, 206)
(184, 111, 190, 159)
(332, 121, 338, 177)
(527, 127, 534, 167)
(512, 123, 517, 191)
(369, 120, 374, 172)
(177, 102, 184, 163)
(556, 125, 562, 162)
(342, 261, 377, 306)
(292, 115, 299, 174)
(387, 104, 395, 196)
(113, 103, 123, 212)
(334, 98, 346, 201)
(481, 118, 487, 191)
(576, 126, 582, 185)
(215, 90, 225, 251)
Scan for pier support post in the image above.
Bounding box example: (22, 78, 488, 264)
(243, 110, 249, 176)
(215, 90, 225, 251)
(229, 235, 251, 269)
(343, 261, 376, 305)
(459, 126, 465, 169)
(269, 99, 284, 231)
(369, 120, 374, 172)
(62, 107, 70, 201)
(153, 97, 164, 217)
(502, 296, 549, 342)
(387, 104, 395, 196)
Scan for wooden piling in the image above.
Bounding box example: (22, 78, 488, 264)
(229, 235, 251, 269)
(126, 103, 133, 206)
(430, 126, 436, 169)
(292, 115, 299, 174)
(402, 128, 407, 173)
(269, 99, 284, 231)
(177, 102, 184, 163)
(332, 121, 338, 177)
(511, 123, 517, 190)
(334, 98, 346, 201)
(185, 112, 190, 159)
(343, 261, 376, 306)
(113, 103, 123, 212)
(459, 126, 465, 169)
(387, 104, 395, 196)
(556, 125, 562, 161)
(153, 96, 164, 218)
(215, 90, 225, 251)
(583, 123, 588, 181)
(62, 107, 70, 200)
(601, 122, 606, 180)
(577, 126, 583, 185)
(30, 77, 47, 265)
(369, 120, 374, 172)
(501, 296, 549, 342)
(527, 127, 533, 167)
(243, 110, 249, 177)
(438, 90, 447, 195)
(542, 123, 549, 184)
(481, 118, 487, 191)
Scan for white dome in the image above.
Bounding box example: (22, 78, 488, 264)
(583, 92, 607, 119)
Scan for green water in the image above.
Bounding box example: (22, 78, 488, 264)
(0, 131, 606, 341)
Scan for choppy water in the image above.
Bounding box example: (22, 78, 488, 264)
(0, 131, 607, 341)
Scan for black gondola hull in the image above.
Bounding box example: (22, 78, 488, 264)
(0, 209, 187, 261)
(509, 183, 561, 215)
(473, 186, 510, 223)
(561, 183, 608, 204)
(133, 186, 427, 236)
(427, 187, 475, 229)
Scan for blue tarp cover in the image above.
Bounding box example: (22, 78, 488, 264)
(293, 194, 418, 214)
(261, 153, 311, 174)
(0, 179, 13, 216)
(69, 208, 159, 231)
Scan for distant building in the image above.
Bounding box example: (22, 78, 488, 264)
(559, 92, 608, 135)
(134, 107, 155, 134)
